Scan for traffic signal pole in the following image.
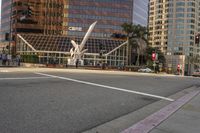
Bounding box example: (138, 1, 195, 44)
(152, 52, 156, 73)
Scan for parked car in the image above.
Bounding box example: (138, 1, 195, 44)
(192, 69, 200, 77)
(138, 67, 152, 73)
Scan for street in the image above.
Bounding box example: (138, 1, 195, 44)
(0, 68, 199, 133)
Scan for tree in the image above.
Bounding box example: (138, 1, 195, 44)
(132, 25, 148, 66)
(121, 23, 148, 66)
(121, 23, 134, 65)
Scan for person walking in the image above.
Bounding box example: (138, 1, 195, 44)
(16, 54, 21, 66)
(75, 59, 79, 68)
(2, 53, 7, 66)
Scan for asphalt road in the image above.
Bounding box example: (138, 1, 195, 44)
(0, 68, 199, 133)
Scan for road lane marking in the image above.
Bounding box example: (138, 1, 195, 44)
(122, 90, 200, 133)
(35, 72, 174, 102)
(0, 77, 52, 80)
(0, 70, 9, 72)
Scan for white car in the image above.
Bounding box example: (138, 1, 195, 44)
(138, 67, 152, 73)
(192, 69, 200, 77)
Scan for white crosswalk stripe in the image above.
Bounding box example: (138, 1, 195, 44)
(0, 70, 9, 73)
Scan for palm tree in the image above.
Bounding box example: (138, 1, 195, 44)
(121, 23, 134, 66)
(132, 25, 148, 66)
(121, 23, 148, 66)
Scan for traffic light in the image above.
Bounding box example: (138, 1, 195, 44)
(195, 34, 199, 44)
(27, 6, 33, 17)
(152, 52, 156, 61)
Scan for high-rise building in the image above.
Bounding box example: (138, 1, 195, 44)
(0, 0, 69, 41)
(67, 0, 133, 38)
(1, 0, 150, 42)
(149, 0, 200, 56)
(149, 0, 200, 74)
(0, 0, 149, 67)
(0, 0, 135, 41)
(132, 0, 149, 26)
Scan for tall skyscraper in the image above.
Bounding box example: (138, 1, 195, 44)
(0, 0, 135, 41)
(133, 0, 149, 26)
(0, 0, 69, 41)
(149, 0, 200, 56)
(1, 0, 150, 41)
(149, 0, 200, 74)
(0, 0, 149, 66)
(67, 0, 133, 38)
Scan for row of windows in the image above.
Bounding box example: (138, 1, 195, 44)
(150, 8, 196, 16)
(67, 31, 112, 38)
(151, 30, 195, 35)
(68, 5, 131, 13)
(68, 22, 122, 30)
(176, 2, 195, 7)
(68, 14, 130, 22)
(150, 1, 196, 7)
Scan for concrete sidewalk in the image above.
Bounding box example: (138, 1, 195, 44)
(121, 86, 200, 133)
(0, 60, 18, 67)
(150, 91, 200, 133)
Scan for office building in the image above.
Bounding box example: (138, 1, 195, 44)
(133, 0, 149, 26)
(1, 0, 135, 41)
(1, 0, 149, 67)
(149, 0, 200, 74)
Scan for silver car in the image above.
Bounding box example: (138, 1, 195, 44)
(138, 67, 152, 73)
(192, 69, 200, 77)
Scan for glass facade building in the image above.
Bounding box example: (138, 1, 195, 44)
(0, 0, 12, 42)
(0, 0, 149, 67)
(132, 0, 149, 26)
(149, 0, 200, 57)
(67, 0, 133, 38)
(1, 0, 69, 42)
(149, 0, 200, 74)
(1, 0, 150, 41)
(1, 0, 135, 41)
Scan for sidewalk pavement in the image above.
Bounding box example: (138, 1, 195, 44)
(0, 60, 18, 67)
(150, 91, 200, 133)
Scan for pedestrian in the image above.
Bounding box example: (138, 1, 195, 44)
(75, 59, 79, 68)
(2, 53, 7, 66)
(0, 53, 2, 65)
(66, 59, 68, 68)
(16, 54, 21, 66)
